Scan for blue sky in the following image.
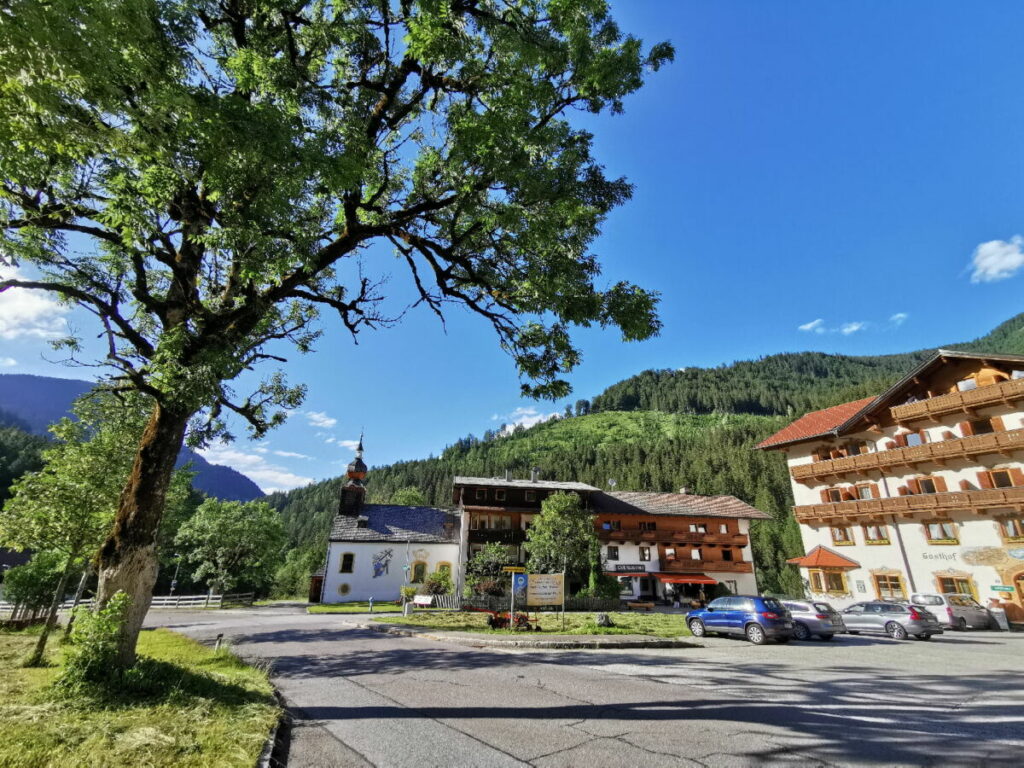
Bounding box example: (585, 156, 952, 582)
(4, 1, 1024, 492)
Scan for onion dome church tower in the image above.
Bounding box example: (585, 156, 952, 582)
(339, 436, 367, 516)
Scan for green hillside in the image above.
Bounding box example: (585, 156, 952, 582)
(589, 312, 1024, 416)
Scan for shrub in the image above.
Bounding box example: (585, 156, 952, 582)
(473, 579, 505, 597)
(423, 571, 452, 596)
(399, 585, 417, 603)
(54, 591, 131, 694)
(575, 573, 622, 600)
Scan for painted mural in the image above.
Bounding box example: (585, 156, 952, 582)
(372, 548, 393, 578)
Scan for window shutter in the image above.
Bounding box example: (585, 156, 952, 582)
(820, 489, 831, 503)
(870, 483, 880, 499)
(917, 429, 928, 443)
(977, 471, 994, 489)
(1010, 468, 1024, 487)
(897, 486, 909, 496)
(885, 440, 897, 450)
(907, 478, 922, 495)
(841, 488, 855, 501)
(959, 479, 971, 491)
(894, 433, 908, 448)
(933, 476, 948, 493)
(991, 416, 1006, 432)
(959, 421, 974, 437)
(942, 430, 956, 440)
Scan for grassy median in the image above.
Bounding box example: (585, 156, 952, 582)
(376, 610, 692, 637)
(307, 600, 404, 613)
(0, 626, 278, 768)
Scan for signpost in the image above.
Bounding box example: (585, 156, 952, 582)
(502, 566, 526, 573)
(991, 585, 1015, 592)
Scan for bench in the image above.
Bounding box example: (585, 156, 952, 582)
(412, 595, 434, 607)
(624, 601, 655, 611)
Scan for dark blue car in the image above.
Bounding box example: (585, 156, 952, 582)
(687, 595, 794, 644)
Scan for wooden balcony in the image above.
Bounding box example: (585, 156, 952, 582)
(661, 559, 753, 574)
(890, 377, 1024, 424)
(468, 529, 526, 545)
(597, 529, 748, 547)
(793, 486, 1024, 524)
(791, 428, 1024, 483)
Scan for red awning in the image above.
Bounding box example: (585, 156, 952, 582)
(656, 574, 717, 585)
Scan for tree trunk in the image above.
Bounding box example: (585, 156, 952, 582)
(96, 402, 190, 668)
(63, 561, 93, 640)
(25, 547, 79, 667)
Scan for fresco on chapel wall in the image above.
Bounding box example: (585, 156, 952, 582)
(372, 549, 393, 578)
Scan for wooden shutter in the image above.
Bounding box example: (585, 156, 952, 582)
(942, 430, 956, 440)
(841, 488, 856, 501)
(820, 489, 831, 503)
(917, 429, 928, 443)
(959, 421, 974, 437)
(885, 440, 897, 450)
(907, 478, 922, 495)
(990, 416, 1006, 432)
(977, 471, 994, 489)
(894, 433, 908, 448)
(870, 483, 881, 499)
(959, 479, 971, 491)
(1010, 468, 1024, 487)
(897, 486, 909, 496)
(933, 476, 948, 493)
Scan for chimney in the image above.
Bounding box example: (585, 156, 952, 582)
(531, 466, 541, 483)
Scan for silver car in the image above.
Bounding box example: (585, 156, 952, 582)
(909, 593, 995, 630)
(841, 601, 944, 640)
(782, 600, 846, 641)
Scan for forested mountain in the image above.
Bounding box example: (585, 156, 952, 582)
(589, 312, 1024, 416)
(268, 312, 1024, 596)
(0, 374, 264, 501)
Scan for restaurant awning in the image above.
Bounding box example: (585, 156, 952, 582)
(656, 574, 717, 585)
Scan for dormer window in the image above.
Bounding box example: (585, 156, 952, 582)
(475, 488, 487, 500)
(495, 490, 506, 502)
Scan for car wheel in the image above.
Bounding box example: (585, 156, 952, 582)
(793, 622, 811, 641)
(746, 624, 767, 645)
(819, 634, 834, 641)
(688, 619, 706, 637)
(886, 621, 908, 640)
(914, 634, 932, 641)
(955, 617, 967, 631)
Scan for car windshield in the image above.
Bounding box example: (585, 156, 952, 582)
(783, 602, 807, 612)
(911, 595, 943, 606)
(813, 602, 833, 613)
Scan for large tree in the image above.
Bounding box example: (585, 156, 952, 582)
(0, 0, 670, 665)
(524, 490, 597, 582)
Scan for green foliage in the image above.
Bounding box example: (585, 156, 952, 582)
(399, 585, 418, 603)
(175, 499, 285, 595)
(0, 426, 46, 505)
(390, 486, 429, 506)
(466, 542, 514, 582)
(423, 570, 453, 596)
(576, 572, 622, 600)
(1, 551, 63, 610)
(526, 491, 598, 580)
(55, 591, 132, 692)
(271, 545, 323, 599)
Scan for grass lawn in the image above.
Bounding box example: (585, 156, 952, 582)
(0, 627, 278, 768)
(376, 611, 692, 637)
(308, 601, 404, 614)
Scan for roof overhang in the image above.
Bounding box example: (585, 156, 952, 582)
(656, 573, 717, 585)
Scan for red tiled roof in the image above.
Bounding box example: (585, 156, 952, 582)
(787, 545, 860, 569)
(593, 491, 771, 520)
(756, 396, 876, 450)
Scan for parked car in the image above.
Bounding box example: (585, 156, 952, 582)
(909, 593, 996, 630)
(687, 595, 794, 644)
(781, 600, 846, 641)
(841, 601, 943, 640)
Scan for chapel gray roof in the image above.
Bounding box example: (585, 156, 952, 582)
(453, 476, 600, 492)
(328, 505, 460, 543)
(592, 491, 771, 520)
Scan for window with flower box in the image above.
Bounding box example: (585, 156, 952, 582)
(830, 526, 855, 546)
(924, 520, 959, 544)
(862, 524, 889, 545)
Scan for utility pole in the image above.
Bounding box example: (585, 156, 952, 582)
(169, 554, 181, 596)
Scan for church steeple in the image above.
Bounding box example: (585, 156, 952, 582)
(339, 434, 367, 516)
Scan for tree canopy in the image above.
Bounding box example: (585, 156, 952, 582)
(525, 490, 596, 581)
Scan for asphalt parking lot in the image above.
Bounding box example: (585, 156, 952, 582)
(146, 607, 1024, 767)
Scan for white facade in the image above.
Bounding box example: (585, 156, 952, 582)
(768, 354, 1024, 614)
(322, 541, 461, 603)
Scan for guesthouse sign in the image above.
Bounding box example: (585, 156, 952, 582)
(526, 574, 565, 606)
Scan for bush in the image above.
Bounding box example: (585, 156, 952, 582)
(575, 572, 622, 601)
(54, 591, 131, 694)
(1, 551, 63, 612)
(399, 585, 417, 603)
(473, 579, 505, 597)
(423, 571, 452, 596)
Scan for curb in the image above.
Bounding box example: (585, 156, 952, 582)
(256, 690, 285, 768)
(345, 620, 700, 649)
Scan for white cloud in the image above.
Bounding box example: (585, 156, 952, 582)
(840, 321, 866, 335)
(324, 436, 336, 444)
(497, 406, 560, 434)
(0, 265, 70, 340)
(337, 439, 361, 451)
(970, 236, 1024, 283)
(198, 442, 313, 493)
(798, 318, 825, 334)
(0, 357, 16, 367)
(273, 450, 311, 459)
(304, 410, 337, 429)
(890, 312, 909, 326)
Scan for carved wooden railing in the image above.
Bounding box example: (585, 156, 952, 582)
(793, 486, 1024, 524)
(791, 428, 1024, 483)
(890, 377, 1024, 423)
(660, 559, 753, 573)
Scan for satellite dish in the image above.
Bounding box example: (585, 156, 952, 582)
(608, 478, 617, 488)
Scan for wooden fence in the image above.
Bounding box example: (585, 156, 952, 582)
(1, 592, 255, 617)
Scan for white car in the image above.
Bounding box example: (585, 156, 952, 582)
(909, 593, 995, 630)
